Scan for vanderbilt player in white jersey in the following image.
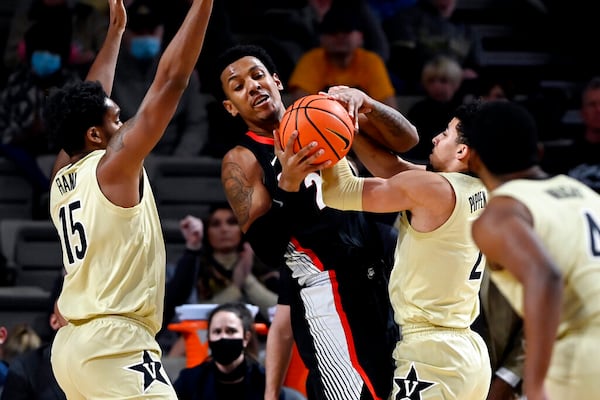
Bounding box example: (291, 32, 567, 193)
(469, 100, 600, 400)
(43, 0, 213, 398)
(319, 100, 491, 399)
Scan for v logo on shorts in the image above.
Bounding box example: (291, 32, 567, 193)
(124, 350, 170, 392)
(393, 363, 436, 400)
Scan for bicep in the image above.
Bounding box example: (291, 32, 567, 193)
(221, 149, 271, 232)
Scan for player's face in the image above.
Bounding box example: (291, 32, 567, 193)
(220, 56, 285, 131)
(429, 117, 463, 171)
(101, 97, 123, 143)
(207, 208, 241, 253)
(208, 311, 245, 342)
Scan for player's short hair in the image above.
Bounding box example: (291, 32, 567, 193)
(452, 99, 483, 146)
(212, 44, 278, 102)
(44, 80, 108, 156)
(468, 100, 539, 174)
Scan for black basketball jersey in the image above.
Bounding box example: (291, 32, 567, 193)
(239, 132, 399, 400)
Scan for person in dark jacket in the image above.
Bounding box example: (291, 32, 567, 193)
(173, 302, 286, 400)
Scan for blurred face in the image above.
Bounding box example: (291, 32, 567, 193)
(221, 56, 285, 132)
(207, 209, 241, 253)
(208, 310, 245, 342)
(581, 87, 600, 132)
(320, 30, 363, 57)
(431, 0, 456, 18)
(429, 117, 464, 171)
(423, 75, 459, 102)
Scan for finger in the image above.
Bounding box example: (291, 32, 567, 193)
(273, 129, 284, 153)
(295, 141, 319, 160)
(284, 130, 299, 154)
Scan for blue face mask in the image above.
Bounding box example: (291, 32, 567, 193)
(130, 36, 161, 60)
(31, 51, 61, 77)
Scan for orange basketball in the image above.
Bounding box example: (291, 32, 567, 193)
(278, 94, 354, 166)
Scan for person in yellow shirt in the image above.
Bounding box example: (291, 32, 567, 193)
(288, 5, 398, 109)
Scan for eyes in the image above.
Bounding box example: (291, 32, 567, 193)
(230, 70, 267, 92)
(211, 326, 239, 335)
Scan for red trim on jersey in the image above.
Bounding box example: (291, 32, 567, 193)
(330, 270, 381, 400)
(246, 131, 274, 145)
(290, 237, 325, 271)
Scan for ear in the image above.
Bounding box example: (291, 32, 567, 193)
(222, 99, 238, 117)
(243, 330, 252, 348)
(272, 73, 284, 91)
(456, 143, 469, 160)
(86, 126, 103, 145)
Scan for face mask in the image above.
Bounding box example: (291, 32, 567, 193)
(31, 51, 61, 77)
(129, 36, 161, 60)
(208, 338, 244, 365)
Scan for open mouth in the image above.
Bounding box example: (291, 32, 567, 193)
(254, 95, 269, 107)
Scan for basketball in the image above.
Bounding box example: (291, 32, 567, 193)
(278, 94, 354, 165)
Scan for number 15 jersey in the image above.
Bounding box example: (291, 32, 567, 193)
(50, 150, 166, 335)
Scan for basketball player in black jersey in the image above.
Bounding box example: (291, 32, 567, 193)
(215, 44, 418, 400)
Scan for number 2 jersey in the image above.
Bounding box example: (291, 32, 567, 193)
(240, 132, 399, 400)
(49, 150, 166, 335)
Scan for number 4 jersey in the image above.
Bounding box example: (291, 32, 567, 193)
(488, 174, 600, 398)
(49, 149, 166, 335)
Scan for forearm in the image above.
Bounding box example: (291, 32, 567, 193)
(163, 250, 201, 325)
(243, 274, 278, 310)
(156, 0, 213, 87)
(361, 100, 418, 153)
(245, 187, 312, 267)
(86, 0, 126, 94)
(265, 307, 294, 400)
(321, 158, 364, 211)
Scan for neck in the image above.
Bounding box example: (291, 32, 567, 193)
(213, 251, 238, 269)
(486, 165, 548, 191)
(327, 51, 353, 69)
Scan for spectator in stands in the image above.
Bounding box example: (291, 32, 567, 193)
(383, 0, 480, 93)
(287, 4, 397, 109)
(0, 18, 81, 219)
(0, 326, 8, 393)
(3, 0, 109, 77)
(173, 302, 290, 400)
(303, 0, 390, 62)
(404, 54, 464, 162)
(542, 76, 600, 192)
(0, 324, 41, 366)
(111, 0, 210, 156)
(0, 276, 67, 400)
(161, 206, 278, 355)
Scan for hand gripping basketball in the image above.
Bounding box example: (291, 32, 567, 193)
(278, 94, 354, 166)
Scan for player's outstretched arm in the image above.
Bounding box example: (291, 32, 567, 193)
(50, 0, 126, 180)
(86, 0, 126, 95)
(105, 0, 213, 172)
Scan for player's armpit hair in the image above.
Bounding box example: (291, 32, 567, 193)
(321, 157, 364, 211)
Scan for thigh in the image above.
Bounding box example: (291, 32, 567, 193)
(391, 329, 491, 400)
(53, 318, 177, 399)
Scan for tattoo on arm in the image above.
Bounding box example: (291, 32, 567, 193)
(222, 161, 254, 226)
(369, 102, 414, 137)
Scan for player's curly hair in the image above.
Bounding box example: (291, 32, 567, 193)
(211, 44, 278, 102)
(453, 99, 484, 146)
(43, 80, 108, 156)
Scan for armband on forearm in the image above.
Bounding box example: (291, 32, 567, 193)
(321, 158, 364, 211)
